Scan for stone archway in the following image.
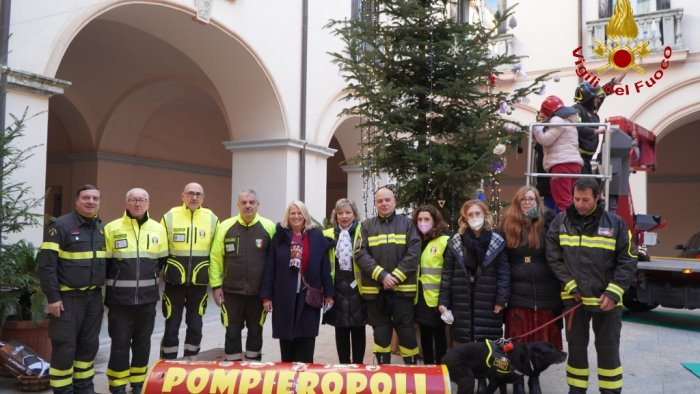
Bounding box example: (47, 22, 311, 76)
(46, 2, 287, 220)
(621, 78, 700, 256)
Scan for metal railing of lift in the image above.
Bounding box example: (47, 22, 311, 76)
(526, 122, 613, 211)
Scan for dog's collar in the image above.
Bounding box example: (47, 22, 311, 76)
(485, 340, 525, 376)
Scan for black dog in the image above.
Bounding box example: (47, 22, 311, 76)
(441, 340, 567, 394)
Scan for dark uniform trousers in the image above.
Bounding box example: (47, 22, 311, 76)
(565, 306, 623, 394)
(49, 290, 103, 394)
(366, 290, 418, 364)
(106, 303, 157, 392)
(221, 293, 264, 360)
(160, 283, 208, 359)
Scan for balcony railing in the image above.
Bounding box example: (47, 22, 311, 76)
(586, 8, 684, 56)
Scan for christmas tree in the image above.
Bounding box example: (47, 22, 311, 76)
(329, 0, 548, 218)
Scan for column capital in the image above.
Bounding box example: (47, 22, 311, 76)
(223, 138, 337, 158)
(341, 164, 363, 174)
(1, 66, 71, 96)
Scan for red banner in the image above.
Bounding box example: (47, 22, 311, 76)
(143, 360, 450, 394)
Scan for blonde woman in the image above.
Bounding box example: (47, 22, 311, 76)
(260, 201, 335, 363)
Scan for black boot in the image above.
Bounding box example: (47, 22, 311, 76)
(512, 375, 526, 394)
(131, 384, 142, 394)
(528, 375, 542, 394)
(403, 355, 417, 365)
(476, 377, 487, 394)
(375, 352, 392, 364)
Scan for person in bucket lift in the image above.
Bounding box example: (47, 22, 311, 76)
(533, 95, 583, 213)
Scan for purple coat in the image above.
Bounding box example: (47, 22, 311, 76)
(260, 224, 335, 340)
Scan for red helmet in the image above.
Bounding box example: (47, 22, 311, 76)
(540, 95, 565, 119)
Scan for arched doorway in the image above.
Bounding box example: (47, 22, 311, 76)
(46, 3, 286, 220)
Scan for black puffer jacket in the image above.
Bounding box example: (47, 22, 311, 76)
(439, 231, 510, 343)
(323, 222, 366, 328)
(504, 211, 562, 311)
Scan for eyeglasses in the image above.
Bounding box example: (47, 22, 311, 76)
(520, 197, 536, 204)
(185, 191, 204, 198)
(127, 199, 148, 205)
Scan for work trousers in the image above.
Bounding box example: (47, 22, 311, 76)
(48, 290, 103, 394)
(279, 337, 316, 363)
(106, 303, 157, 392)
(160, 283, 208, 359)
(565, 306, 623, 394)
(335, 326, 366, 364)
(366, 291, 419, 363)
(221, 293, 264, 361)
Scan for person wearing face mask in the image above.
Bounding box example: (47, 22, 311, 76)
(322, 198, 367, 364)
(412, 205, 450, 365)
(498, 186, 562, 394)
(438, 199, 509, 391)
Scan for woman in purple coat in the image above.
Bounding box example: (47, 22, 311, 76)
(260, 200, 335, 363)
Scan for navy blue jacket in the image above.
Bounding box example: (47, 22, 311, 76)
(260, 225, 335, 340)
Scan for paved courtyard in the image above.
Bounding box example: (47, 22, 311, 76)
(2, 292, 699, 393)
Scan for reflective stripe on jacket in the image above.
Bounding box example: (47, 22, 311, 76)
(208, 214, 275, 294)
(104, 212, 168, 305)
(161, 204, 218, 286)
(38, 211, 107, 303)
(355, 212, 421, 298)
(415, 235, 449, 307)
(546, 202, 637, 311)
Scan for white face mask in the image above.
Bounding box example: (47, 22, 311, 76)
(468, 217, 484, 231)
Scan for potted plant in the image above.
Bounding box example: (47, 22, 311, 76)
(0, 110, 48, 358)
(0, 241, 46, 325)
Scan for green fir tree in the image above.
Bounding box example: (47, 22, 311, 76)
(329, 0, 549, 215)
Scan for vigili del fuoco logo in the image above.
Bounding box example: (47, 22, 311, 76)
(571, 0, 672, 96)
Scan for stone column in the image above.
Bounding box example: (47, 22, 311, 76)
(1, 66, 70, 244)
(223, 138, 335, 222)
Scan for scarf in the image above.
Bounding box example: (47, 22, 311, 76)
(289, 231, 306, 270)
(462, 229, 492, 270)
(336, 226, 353, 271)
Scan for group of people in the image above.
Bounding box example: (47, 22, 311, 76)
(324, 182, 635, 394)
(37, 183, 338, 394)
(38, 175, 636, 394)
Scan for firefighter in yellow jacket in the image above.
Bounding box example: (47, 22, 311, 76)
(159, 183, 218, 359)
(104, 188, 168, 394)
(209, 189, 275, 361)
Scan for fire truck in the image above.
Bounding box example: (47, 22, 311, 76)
(526, 117, 700, 312)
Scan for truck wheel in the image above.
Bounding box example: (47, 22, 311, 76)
(623, 292, 658, 312)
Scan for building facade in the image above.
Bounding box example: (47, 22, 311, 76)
(3, 0, 699, 255)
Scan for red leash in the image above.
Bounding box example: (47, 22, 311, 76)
(508, 302, 583, 342)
